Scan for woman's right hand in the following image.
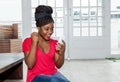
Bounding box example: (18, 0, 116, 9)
(31, 32, 39, 43)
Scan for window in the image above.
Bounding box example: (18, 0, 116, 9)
(31, 0, 103, 37)
(72, 0, 103, 36)
(31, 0, 64, 37)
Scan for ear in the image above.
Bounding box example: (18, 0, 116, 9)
(37, 27, 40, 30)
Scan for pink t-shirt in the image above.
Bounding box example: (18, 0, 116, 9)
(22, 37, 58, 82)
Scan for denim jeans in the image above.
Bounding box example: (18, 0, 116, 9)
(32, 72, 70, 82)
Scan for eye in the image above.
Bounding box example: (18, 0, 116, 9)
(44, 27, 49, 30)
(46, 28, 49, 30)
(51, 27, 54, 31)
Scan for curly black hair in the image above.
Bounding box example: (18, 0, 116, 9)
(35, 5, 54, 27)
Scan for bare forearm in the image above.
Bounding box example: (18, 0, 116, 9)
(55, 40, 66, 68)
(55, 54, 65, 68)
(25, 42, 37, 69)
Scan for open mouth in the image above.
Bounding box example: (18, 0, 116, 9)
(47, 35, 51, 39)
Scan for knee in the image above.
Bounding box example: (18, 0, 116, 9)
(50, 77, 70, 82)
(50, 77, 58, 82)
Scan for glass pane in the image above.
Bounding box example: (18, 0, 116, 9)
(56, 0, 63, 7)
(48, 0, 55, 7)
(56, 24, 63, 27)
(73, 27, 80, 36)
(32, 21, 36, 28)
(56, 8, 63, 17)
(98, 0, 102, 6)
(98, 17, 102, 22)
(73, 0, 80, 7)
(89, 17, 96, 22)
(98, 27, 102, 36)
(31, 0, 38, 7)
(82, 17, 88, 22)
(81, 8, 88, 17)
(111, 0, 120, 11)
(39, 0, 47, 5)
(52, 8, 55, 17)
(82, 28, 88, 36)
(98, 22, 102, 26)
(82, 22, 88, 26)
(98, 7, 102, 16)
(56, 18, 63, 23)
(90, 0, 97, 6)
(81, 0, 88, 6)
(73, 23, 81, 27)
(90, 8, 97, 16)
(111, 13, 120, 19)
(90, 27, 97, 36)
(90, 22, 97, 26)
(73, 8, 80, 22)
(73, 18, 80, 23)
(56, 28, 64, 37)
(98, 17, 102, 26)
(73, 8, 80, 16)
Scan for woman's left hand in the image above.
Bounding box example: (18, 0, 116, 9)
(56, 40, 66, 55)
(55, 40, 66, 68)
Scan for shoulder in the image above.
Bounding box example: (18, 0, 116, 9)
(22, 37, 32, 45)
(22, 37, 32, 52)
(50, 38, 58, 44)
(50, 39, 58, 45)
(23, 37, 32, 42)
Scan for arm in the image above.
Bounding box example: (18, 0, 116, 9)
(24, 32, 38, 69)
(54, 40, 66, 68)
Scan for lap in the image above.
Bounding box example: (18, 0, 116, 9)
(32, 72, 70, 82)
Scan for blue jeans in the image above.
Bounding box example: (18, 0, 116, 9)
(32, 72, 70, 82)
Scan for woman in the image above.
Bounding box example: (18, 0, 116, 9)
(22, 5, 70, 82)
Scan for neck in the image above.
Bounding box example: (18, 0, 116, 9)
(38, 34, 50, 44)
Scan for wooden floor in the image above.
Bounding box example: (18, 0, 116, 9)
(4, 59, 120, 82)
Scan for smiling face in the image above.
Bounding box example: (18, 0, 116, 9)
(38, 22, 54, 41)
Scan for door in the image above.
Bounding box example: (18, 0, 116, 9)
(68, 0, 110, 59)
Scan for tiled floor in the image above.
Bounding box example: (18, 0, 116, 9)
(4, 59, 120, 82)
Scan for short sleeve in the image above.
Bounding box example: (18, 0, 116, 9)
(51, 39, 58, 45)
(22, 38, 32, 52)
